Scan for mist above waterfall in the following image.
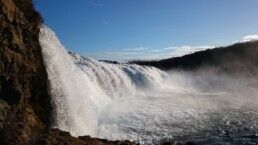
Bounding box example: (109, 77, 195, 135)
(39, 26, 258, 145)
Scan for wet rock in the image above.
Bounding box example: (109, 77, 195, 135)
(0, 62, 4, 72)
(161, 141, 197, 145)
(37, 129, 136, 145)
(186, 141, 196, 145)
(0, 99, 10, 128)
(0, 104, 44, 145)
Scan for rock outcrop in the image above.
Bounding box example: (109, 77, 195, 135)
(37, 129, 135, 145)
(0, 0, 135, 145)
(0, 0, 51, 144)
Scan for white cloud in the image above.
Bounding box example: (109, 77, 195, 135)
(83, 35, 258, 61)
(84, 45, 214, 61)
(124, 47, 149, 51)
(242, 35, 258, 42)
(167, 45, 214, 57)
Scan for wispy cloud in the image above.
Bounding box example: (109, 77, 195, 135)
(242, 35, 258, 42)
(83, 35, 258, 61)
(84, 45, 214, 61)
(124, 47, 149, 51)
(84, 0, 103, 7)
(233, 34, 258, 43)
(165, 45, 214, 57)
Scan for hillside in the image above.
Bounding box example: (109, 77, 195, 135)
(131, 41, 258, 75)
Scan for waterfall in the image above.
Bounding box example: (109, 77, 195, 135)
(39, 26, 258, 145)
(39, 25, 167, 137)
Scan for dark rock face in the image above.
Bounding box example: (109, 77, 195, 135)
(0, 0, 51, 144)
(0, 0, 135, 145)
(0, 0, 52, 122)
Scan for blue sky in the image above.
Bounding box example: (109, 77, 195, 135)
(35, 0, 258, 60)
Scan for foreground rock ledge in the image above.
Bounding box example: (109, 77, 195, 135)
(0, 0, 135, 144)
(37, 129, 135, 145)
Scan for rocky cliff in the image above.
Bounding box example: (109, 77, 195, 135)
(0, 0, 135, 145)
(0, 0, 51, 144)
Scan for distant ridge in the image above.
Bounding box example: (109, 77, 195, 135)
(131, 41, 258, 74)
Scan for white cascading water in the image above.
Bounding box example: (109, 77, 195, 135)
(39, 25, 168, 136)
(39, 26, 258, 145)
